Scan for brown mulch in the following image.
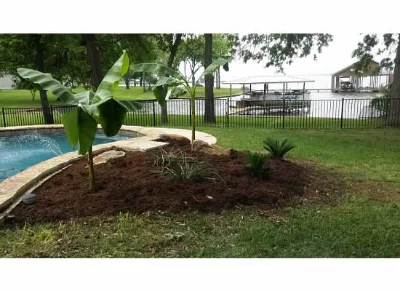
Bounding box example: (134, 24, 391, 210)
(10, 142, 341, 223)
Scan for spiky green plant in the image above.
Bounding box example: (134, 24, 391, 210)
(263, 138, 295, 159)
(153, 149, 222, 183)
(244, 151, 274, 180)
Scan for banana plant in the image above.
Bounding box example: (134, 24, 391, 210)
(131, 58, 229, 146)
(17, 51, 142, 192)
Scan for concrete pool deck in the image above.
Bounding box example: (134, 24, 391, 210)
(0, 125, 216, 221)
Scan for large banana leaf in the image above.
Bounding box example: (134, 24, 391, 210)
(17, 68, 75, 104)
(73, 91, 95, 105)
(199, 58, 229, 79)
(62, 106, 97, 155)
(119, 100, 143, 112)
(131, 63, 183, 80)
(93, 50, 129, 103)
(97, 98, 127, 136)
(153, 76, 185, 88)
(170, 86, 188, 98)
(152, 86, 168, 107)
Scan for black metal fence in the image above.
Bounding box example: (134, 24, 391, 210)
(1, 98, 399, 129)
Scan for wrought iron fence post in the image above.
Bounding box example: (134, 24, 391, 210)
(340, 98, 344, 129)
(2, 107, 6, 127)
(152, 101, 156, 127)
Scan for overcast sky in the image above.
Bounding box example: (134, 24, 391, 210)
(208, 33, 392, 81)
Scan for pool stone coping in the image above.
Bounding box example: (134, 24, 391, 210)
(0, 125, 216, 223)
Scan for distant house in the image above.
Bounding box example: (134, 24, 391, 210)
(331, 60, 389, 93)
(0, 74, 14, 89)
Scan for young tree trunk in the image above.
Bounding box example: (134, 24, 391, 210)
(34, 34, 54, 124)
(387, 37, 400, 126)
(204, 33, 216, 124)
(82, 33, 102, 192)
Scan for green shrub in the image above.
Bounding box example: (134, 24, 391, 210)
(245, 151, 274, 180)
(263, 138, 295, 158)
(153, 149, 222, 183)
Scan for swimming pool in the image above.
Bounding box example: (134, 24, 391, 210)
(0, 131, 132, 181)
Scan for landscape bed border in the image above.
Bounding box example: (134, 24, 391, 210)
(0, 125, 216, 222)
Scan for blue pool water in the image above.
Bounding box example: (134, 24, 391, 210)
(0, 131, 132, 181)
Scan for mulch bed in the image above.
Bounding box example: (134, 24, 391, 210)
(10, 141, 338, 223)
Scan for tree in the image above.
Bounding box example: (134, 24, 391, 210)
(132, 58, 229, 147)
(237, 34, 333, 71)
(176, 34, 205, 87)
(352, 34, 400, 126)
(0, 35, 57, 123)
(176, 34, 236, 88)
(18, 51, 142, 192)
(204, 34, 215, 124)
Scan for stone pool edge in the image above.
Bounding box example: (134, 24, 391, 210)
(0, 125, 216, 222)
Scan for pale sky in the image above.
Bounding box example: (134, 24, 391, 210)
(181, 33, 392, 82)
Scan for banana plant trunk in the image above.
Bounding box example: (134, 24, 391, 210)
(87, 146, 96, 192)
(161, 104, 168, 125)
(191, 94, 196, 148)
(83, 33, 102, 192)
(204, 34, 216, 124)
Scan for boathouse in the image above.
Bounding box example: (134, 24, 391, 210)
(331, 60, 391, 93)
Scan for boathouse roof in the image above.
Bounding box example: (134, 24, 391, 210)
(332, 60, 380, 77)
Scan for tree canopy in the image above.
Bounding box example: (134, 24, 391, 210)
(237, 34, 333, 71)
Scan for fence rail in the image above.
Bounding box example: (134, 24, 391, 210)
(1, 98, 399, 129)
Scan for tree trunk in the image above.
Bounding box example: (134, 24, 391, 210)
(204, 34, 216, 124)
(124, 75, 130, 89)
(34, 34, 54, 124)
(82, 34, 103, 88)
(167, 34, 183, 68)
(387, 37, 400, 126)
(161, 33, 183, 125)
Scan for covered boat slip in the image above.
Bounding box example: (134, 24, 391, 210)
(223, 76, 314, 115)
(330, 60, 393, 93)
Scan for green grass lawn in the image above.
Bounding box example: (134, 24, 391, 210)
(0, 87, 242, 108)
(1, 127, 400, 258)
